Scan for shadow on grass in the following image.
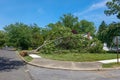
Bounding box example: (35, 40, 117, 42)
(0, 57, 25, 72)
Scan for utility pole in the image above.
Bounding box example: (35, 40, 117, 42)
(116, 36, 119, 63)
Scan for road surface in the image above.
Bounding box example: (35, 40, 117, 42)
(1, 50, 120, 80)
(28, 65, 120, 80)
(0, 50, 32, 80)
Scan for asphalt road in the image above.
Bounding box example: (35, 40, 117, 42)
(28, 65, 120, 80)
(1, 50, 120, 80)
(0, 50, 32, 80)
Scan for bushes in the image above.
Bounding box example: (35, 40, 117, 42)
(40, 43, 56, 54)
(87, 38, 104, 53)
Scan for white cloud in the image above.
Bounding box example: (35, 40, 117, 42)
(74, 0, 111, 16)
(88, 0, 110, 11)
(73, 0, 118, 29)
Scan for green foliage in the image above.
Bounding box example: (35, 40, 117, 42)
(30, 24, 44, 48)
(56, 34, 84, 50)
(40, 33, 103, 54)
(105, 22, 120, 47)
(97, 21, 108, 43)
(4, 23, 32, 49)
(88, 39, 103, 53)
(79, 20, 96, 35)
(104, 0, 120, 19)
(60, 13, 78, 29)
(4, 23, 43, 50)
(0, 30, 6, 47)
(59, 14, 96, 35)
(97, 21, 120, 47)
(40, 43, 56, 54)
(28, 47, 33, 50)
(1, 13, 102, 54)
(98, 21, 107, 33)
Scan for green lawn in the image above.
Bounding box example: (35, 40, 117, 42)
(24, 56, 33, 62)
(39, 53, 120, 62)
(102, 63, 120, 68)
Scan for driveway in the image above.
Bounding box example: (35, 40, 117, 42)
(0, 50, 32, 80)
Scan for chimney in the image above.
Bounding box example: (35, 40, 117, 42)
(87, 32, 90, 40)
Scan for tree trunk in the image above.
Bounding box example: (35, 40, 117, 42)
(34, 37, 64, 52)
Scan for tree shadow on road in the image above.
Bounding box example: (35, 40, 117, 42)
(0, 57, 26, 72)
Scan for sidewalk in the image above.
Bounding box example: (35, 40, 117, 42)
(98, 59, 120, 64)
(27, 54, 120, 70)
(28, 54, 102, 70)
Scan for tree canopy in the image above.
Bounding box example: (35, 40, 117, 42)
(60, 13, 78, 29)
(97, 21, 108, 43)
(4, 23, 43, 49)
(79, 20, 96, 35)
(104, 0, 120, 19)
(0, 13, 104, 53)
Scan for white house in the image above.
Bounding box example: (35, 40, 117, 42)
(103, 36, 120, 51)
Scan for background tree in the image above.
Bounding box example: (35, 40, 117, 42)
(50, 14, 96, 35)
(79, 20, 96, 35)
(30, 24, 44, 49)
(60, 13, 78, 29)
(4, 23, 32, 49)
(35, 25, 72, 52)
(104, 0, 120, 19)
(98, 21, 107, 33)
(0, 30, 6, 47)
(105, 22, 120, 47)
(97, 21, 108, 43)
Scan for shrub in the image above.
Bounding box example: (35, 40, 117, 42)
(40, 43, 56, 54)
(28, 47, 33, 50)
(88, 39, 103, 53)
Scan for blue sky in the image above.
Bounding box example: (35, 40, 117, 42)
(0, 0, 119, 30)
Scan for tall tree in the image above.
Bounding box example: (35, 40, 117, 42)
(97, 21, 108, 43)
(104, 0, 120, 19)
(4, 23, 32, 49)
(60, 13, 78, 29)
(98, 21, 107, 33)
(30, 24, 44, 48)
(105, 22, 120, 47)
(79, 20, 96, 35)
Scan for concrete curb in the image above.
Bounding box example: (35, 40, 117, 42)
(16, 51, 120, 71)
(27, 62, 102, 71)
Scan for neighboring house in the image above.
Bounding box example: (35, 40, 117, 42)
(103, 36, 120, 51)
(103, 43, 109, 51)
(113, 36, 120, 45)
(83, 32, 92, 40)
(111, 36, 120, 51)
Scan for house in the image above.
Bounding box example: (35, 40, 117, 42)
(103, 36, 120, 51)
(83, 32, 92, 40)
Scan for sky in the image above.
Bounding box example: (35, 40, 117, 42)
(0, 0, 119, 30)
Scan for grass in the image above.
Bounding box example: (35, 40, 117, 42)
(102, 63, 120, 68)
(39, 53, 120, 62)
(23, 56, 33, 62)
